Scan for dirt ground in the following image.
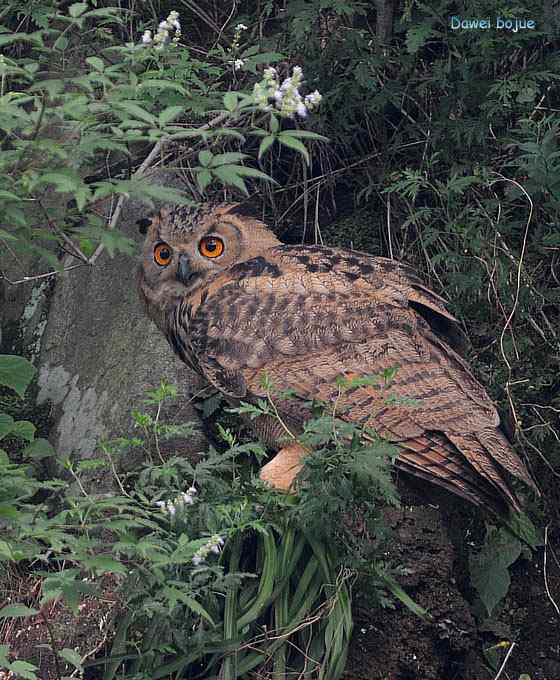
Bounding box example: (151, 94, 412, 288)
(343, 500, 560, 680)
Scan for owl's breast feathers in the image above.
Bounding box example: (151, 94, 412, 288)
(166, 244, 537, 513)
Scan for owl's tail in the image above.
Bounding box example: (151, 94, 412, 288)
(390, 431, 530, 514)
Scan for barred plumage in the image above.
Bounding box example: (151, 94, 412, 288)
(137, 203, 537, 513)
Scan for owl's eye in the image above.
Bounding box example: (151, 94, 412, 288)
(199, 236, 224, 258)
(154, 243, 172, 266)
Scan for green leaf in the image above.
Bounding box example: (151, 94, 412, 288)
(58, 647, 83, 669)
(116, 101, 156, 126)
(196, 169, 212, 192)
(210, 152, 248, 167)
(76, 225, 136, 258)
(69, 2, 88, 17)
(258, 135, 275, 159)
(212, 166, 248, 194)
(182, 595, 215, 624)
(7, 660, 38, 679)
(85, 56, 104, 72)
(35, 169, 78, 190)
(132, 183, 191, 205)
(504, 512, 540, 549)
(0, 645, 8, 666)
(24, 438, 55, 460)
(0, 32, 43, 48)
(375, 566, 431, 619)
(198, 150, 213, 167)
(469, 526, 522, 618)
(277, 135, 310, 164)
(280, 129, 329, 142)
(0, 414, 14, 440)
(406, 23, 433, 54)
(53, 35, 69, 51)
(0, 355, 36, 397)
(0, 190, 22, 202)
(223, 92, 239, 112)
(139, 80, 187, 94)
(82, 555, 127, 574)
(0, 229, 18, 241)
(270, 115, 280, 134)
(234, 166, 276, 183)
(159, 106, 184, 126)
(0, 604, 39, 618)
(11, 420, 35, 442)
(0, 540, 17, 561)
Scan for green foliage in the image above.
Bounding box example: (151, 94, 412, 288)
(0, 373, 410, 679)
(0, 354, 35, 398)
(469, 525, 527, 619)
(0, 1, 326, 274)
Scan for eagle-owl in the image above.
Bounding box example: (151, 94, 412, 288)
(137, 203, 536, 513)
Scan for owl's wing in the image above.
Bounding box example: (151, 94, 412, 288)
(170, 246, 536, 511)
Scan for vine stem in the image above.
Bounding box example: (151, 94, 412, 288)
(544, 523, 560, 617)
(40, 610, 63, 680)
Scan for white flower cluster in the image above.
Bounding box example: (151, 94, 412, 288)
(253, 66, 322, 119)
(192, 535, 225, 566)
(228, 22, 248, 71)
(155, 484, 197, 517)
(142, 10, 181, 49)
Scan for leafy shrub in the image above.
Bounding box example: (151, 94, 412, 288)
(0, 371, 414, 679)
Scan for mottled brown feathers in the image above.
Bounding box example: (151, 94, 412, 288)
(137, 203, 537, 513)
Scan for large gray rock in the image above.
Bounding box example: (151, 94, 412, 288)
(27, 172, 208, 485)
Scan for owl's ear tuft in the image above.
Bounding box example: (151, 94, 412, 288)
(137, 217, 153, 235)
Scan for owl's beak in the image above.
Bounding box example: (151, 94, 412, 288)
(176, 254, 194, 286)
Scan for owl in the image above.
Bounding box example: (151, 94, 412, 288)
(137, 203, 537, 514)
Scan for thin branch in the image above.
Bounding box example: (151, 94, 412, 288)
(38, 200, 90, 263)
(492, 641, 516, 680)
(544, 524, 560, 618)
(490, 174, 534, 437)
(89, 110, 230, 265)
(1, 263, 86, 286)
(386, 193, 393, 259)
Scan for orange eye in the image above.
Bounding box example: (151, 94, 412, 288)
(199, 236, 224, 258)
(154, 242, 172, 266)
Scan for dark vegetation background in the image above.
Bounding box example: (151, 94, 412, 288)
(1, 1, 559, 678)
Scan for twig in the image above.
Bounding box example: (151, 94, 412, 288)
(544, 524, 560, 617)
(66, 462, 91, 499)
(101, 444, 132, 499)
(87, 137, 168, 265)
(40, 610, 63, 680)
(38, 200, 90, 263)
(88, 110, 230, 265)
(386, 193, 393, 259)
(0, 263, 86, 285)
(492, 641, 516, 680)
(490, 174, 533, 435)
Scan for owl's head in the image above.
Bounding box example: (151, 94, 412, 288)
(137, 202, 280, 329)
